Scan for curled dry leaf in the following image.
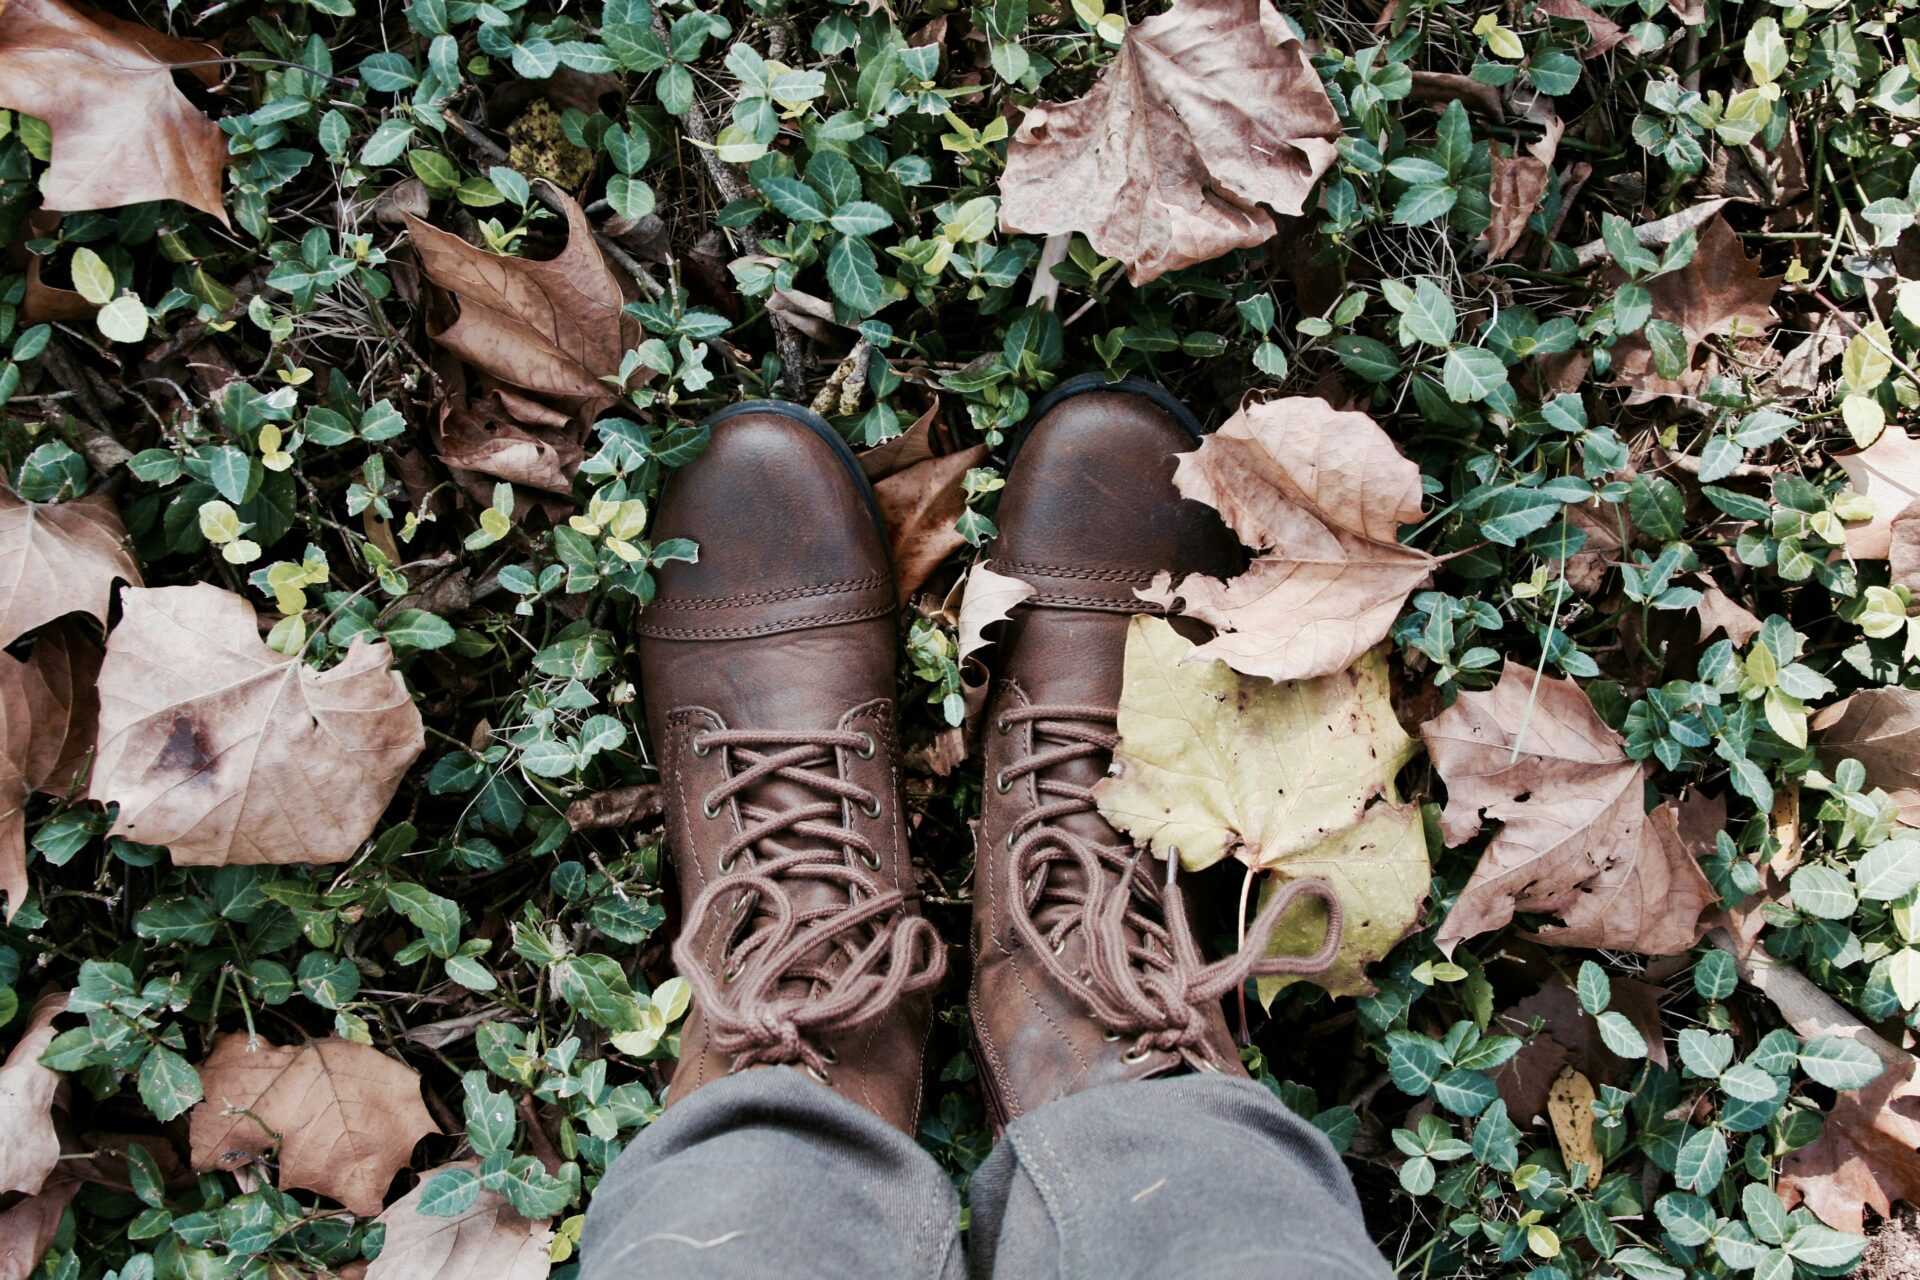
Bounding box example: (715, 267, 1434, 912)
(1485, 147, 1552, 263)
(956, 562, 1035, 664)
(405, 184, 638, 421)
(1812, 689, 1920, 826)
(1610, 216, 1782, 399)
(1139, 396, 1436, 682)
(0, 0, 227, 222)
(999, 0, 1340, 286)
(0, 1175, 77, 1280)
(22, 621, 102, 797)
(365, 1161, 553, 1280)
(857, 405, 939, 480)
(0, 488, 142, 647)
(433, 393, 584, 519)
(1695, 576, 1763, 646)
(872, 444, 989, 602)
(1421, 661, 1713, 956)
(1838, 427, 1920, 561)
(90, 584, 426, 866)
(189, 1032, 437, 1217)
(0, 992, 68, 1195)
(1093, 617, 1429, 999)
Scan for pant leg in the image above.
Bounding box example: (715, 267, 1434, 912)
(968, 1074, 1391, 1280)
(581, 1065, 965, 1280)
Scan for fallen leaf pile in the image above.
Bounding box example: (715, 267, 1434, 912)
(189, 1033, 438, 1216)
(0, 0, 229, 222)
(1139, 396, 1437, 681)
(1095, 616, 1429, 999)
(1421, 661, 1714, 956)
(999, 0, 1341, 285)
(90, 584, 426, 866)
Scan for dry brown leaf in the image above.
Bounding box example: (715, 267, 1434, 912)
(1547, 1066, 1602, 1190)
(999, 0, 1339, 286)
(406, 184, 638, 420)
(1840, 430, 1920, 561)
(433, 394, 583, 512)
(1491, 974, 1669, 1121)
(189, 1033, 438, 1216)
(90, 584, 426, 867)
(365, 1161, 553, 1280)
(872, 444, 988, 603)
(1892, 497, 1920, 593)
(1421, 661, 1711, 955)
(1611, 216, 1782, 399)
(1485, 147, 1551, 262)
(0, 0, 227, 222)
(1695, 577, 1763, 646)
(0, 653, 38, 922)
(1812, 689, 1920, 826)
(858, 405, 939, 480)
(0, 488, 142, 647)
(956, 563, 1035, 663)
(1139, 396, 1435, 681)
(0, 1175, 77, 1280)
(0, 992, 68, 1195)
(1535, 0, 1629, 55)
(1780, 1049, 1920, 1232)
(22, 621, 101, 796)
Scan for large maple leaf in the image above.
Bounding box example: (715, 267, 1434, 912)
(1421, 661, 1713, 956)
(998, 0, 1340, 285)
(0, 0, 228, 222)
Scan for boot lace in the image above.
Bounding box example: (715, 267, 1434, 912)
(674, 726, 945, 1079)
(997, 704, 1344, 1067)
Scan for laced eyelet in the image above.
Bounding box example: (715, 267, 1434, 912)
(691, 733, 712, 758)
(819, 1046, 839, 1065)
(703, 796, 722, 819)
(729, 892, 750, 915)
(854, 732, 876, 759)
(717, 851, 736, 874)
(806, 1064, 833, 1085)
(1051, 937, 1066, 955)
(995, 714, 1010, 735)
(994, 771, 1013, 794)
(861, 796, 882, 819)
(1102, 1030, 1121, 1042)
(1005, 830, 1017, 850)
(1121, 1044, 1153, 1064)
(861, 849, 882, 870)
(724, 962, 743, 984)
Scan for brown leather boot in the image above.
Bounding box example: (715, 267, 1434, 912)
(638, 401, 944, 1132)
(970, 377, 1341, 1123)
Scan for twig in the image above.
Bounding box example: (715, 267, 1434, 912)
(1660, 447, 1776, 480)
(1812, 291, 1920, 390)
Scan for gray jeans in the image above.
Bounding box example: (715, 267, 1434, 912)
(580, 1067, 1392, 1280)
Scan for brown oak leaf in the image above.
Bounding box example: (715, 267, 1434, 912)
(1611, 215, 1782, 399)
(0, 488, 142, 647)
(873, 444, 989, 602)
(0, 992, 68, 1195)
(90, 584, 425, 866)
(365, 1161, 553, 1280)
(189, 1033, 437, 1216)
(1421, 661, 1711, 956)
(1838, 428, 1920, 561)
(405, 183, 638, 421)
(999, 0, 1340, 286)
(1139, 396, 1436, 681)
(1813, 689, 1920, 827)
(0, 0, 228, 222)
(0, 1175, 77, 1280)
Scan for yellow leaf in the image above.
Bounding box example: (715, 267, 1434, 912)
(1486, 24, 1525, 58)
(480, 508, 512, 539)
(198, 500, 241, 544)
(1843, 394, 1886, 449)
(221, 538, 261, 565)
(1547, 1066, 1603, 1190)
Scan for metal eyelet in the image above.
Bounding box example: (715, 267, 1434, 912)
(819, 1046, 839, 1065)
(862, 796, 882, 819)
(729, 892, 750, 916)
(1005, 830, 1018, 850)
(861, 849, 882, 870)
(806, 1064, 833, 1085)
(854, 732, 876, 759)
(724, 962, 743, 984)
(702, 796, 722, 819)
(691, 733, 712, 758)
(717, 851, 736, 874)
(995, 714, 1011, 735)
(1102, 1030, 1121, 1043)
(1121, 1045, 1153, 1064)
(994, 771, 1013, 794)
(1051, 937, 1066, 955)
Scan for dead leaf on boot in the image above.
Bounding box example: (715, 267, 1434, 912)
(1610, 216, 1782, 400)
(1780, 1051, 1920, 1232)
(1422, 661, 1710, 956)
(22, 620, 101, 796)
(1813, 689, 1920, 826)
(999, 0, 1339, 286)
(1547, 1066, 1603, 1190)
(0, 0, 228, 222)
(0, 488, 142, 647)
(0, 1175, 77, 1280)
(956, 563, 1035, 663)
(90, 584, 425, 866)
(0, 992, 68, 1195)
(364, 1161, 553, 1280)
(189, 1033, 437, 1216)
(1695, 577, 1763, 646)
(872, 445, 988, 603)
(1841, 430, 1920, 561)
(405, 183, 639, 420)
(1094, 618, 1429, 999)
(1138, 397, 1435, 681)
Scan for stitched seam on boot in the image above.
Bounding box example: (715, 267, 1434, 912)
(636, 604, 894, 638)
(641, 572, 890, 609)
(998, 560, 1144, 582)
